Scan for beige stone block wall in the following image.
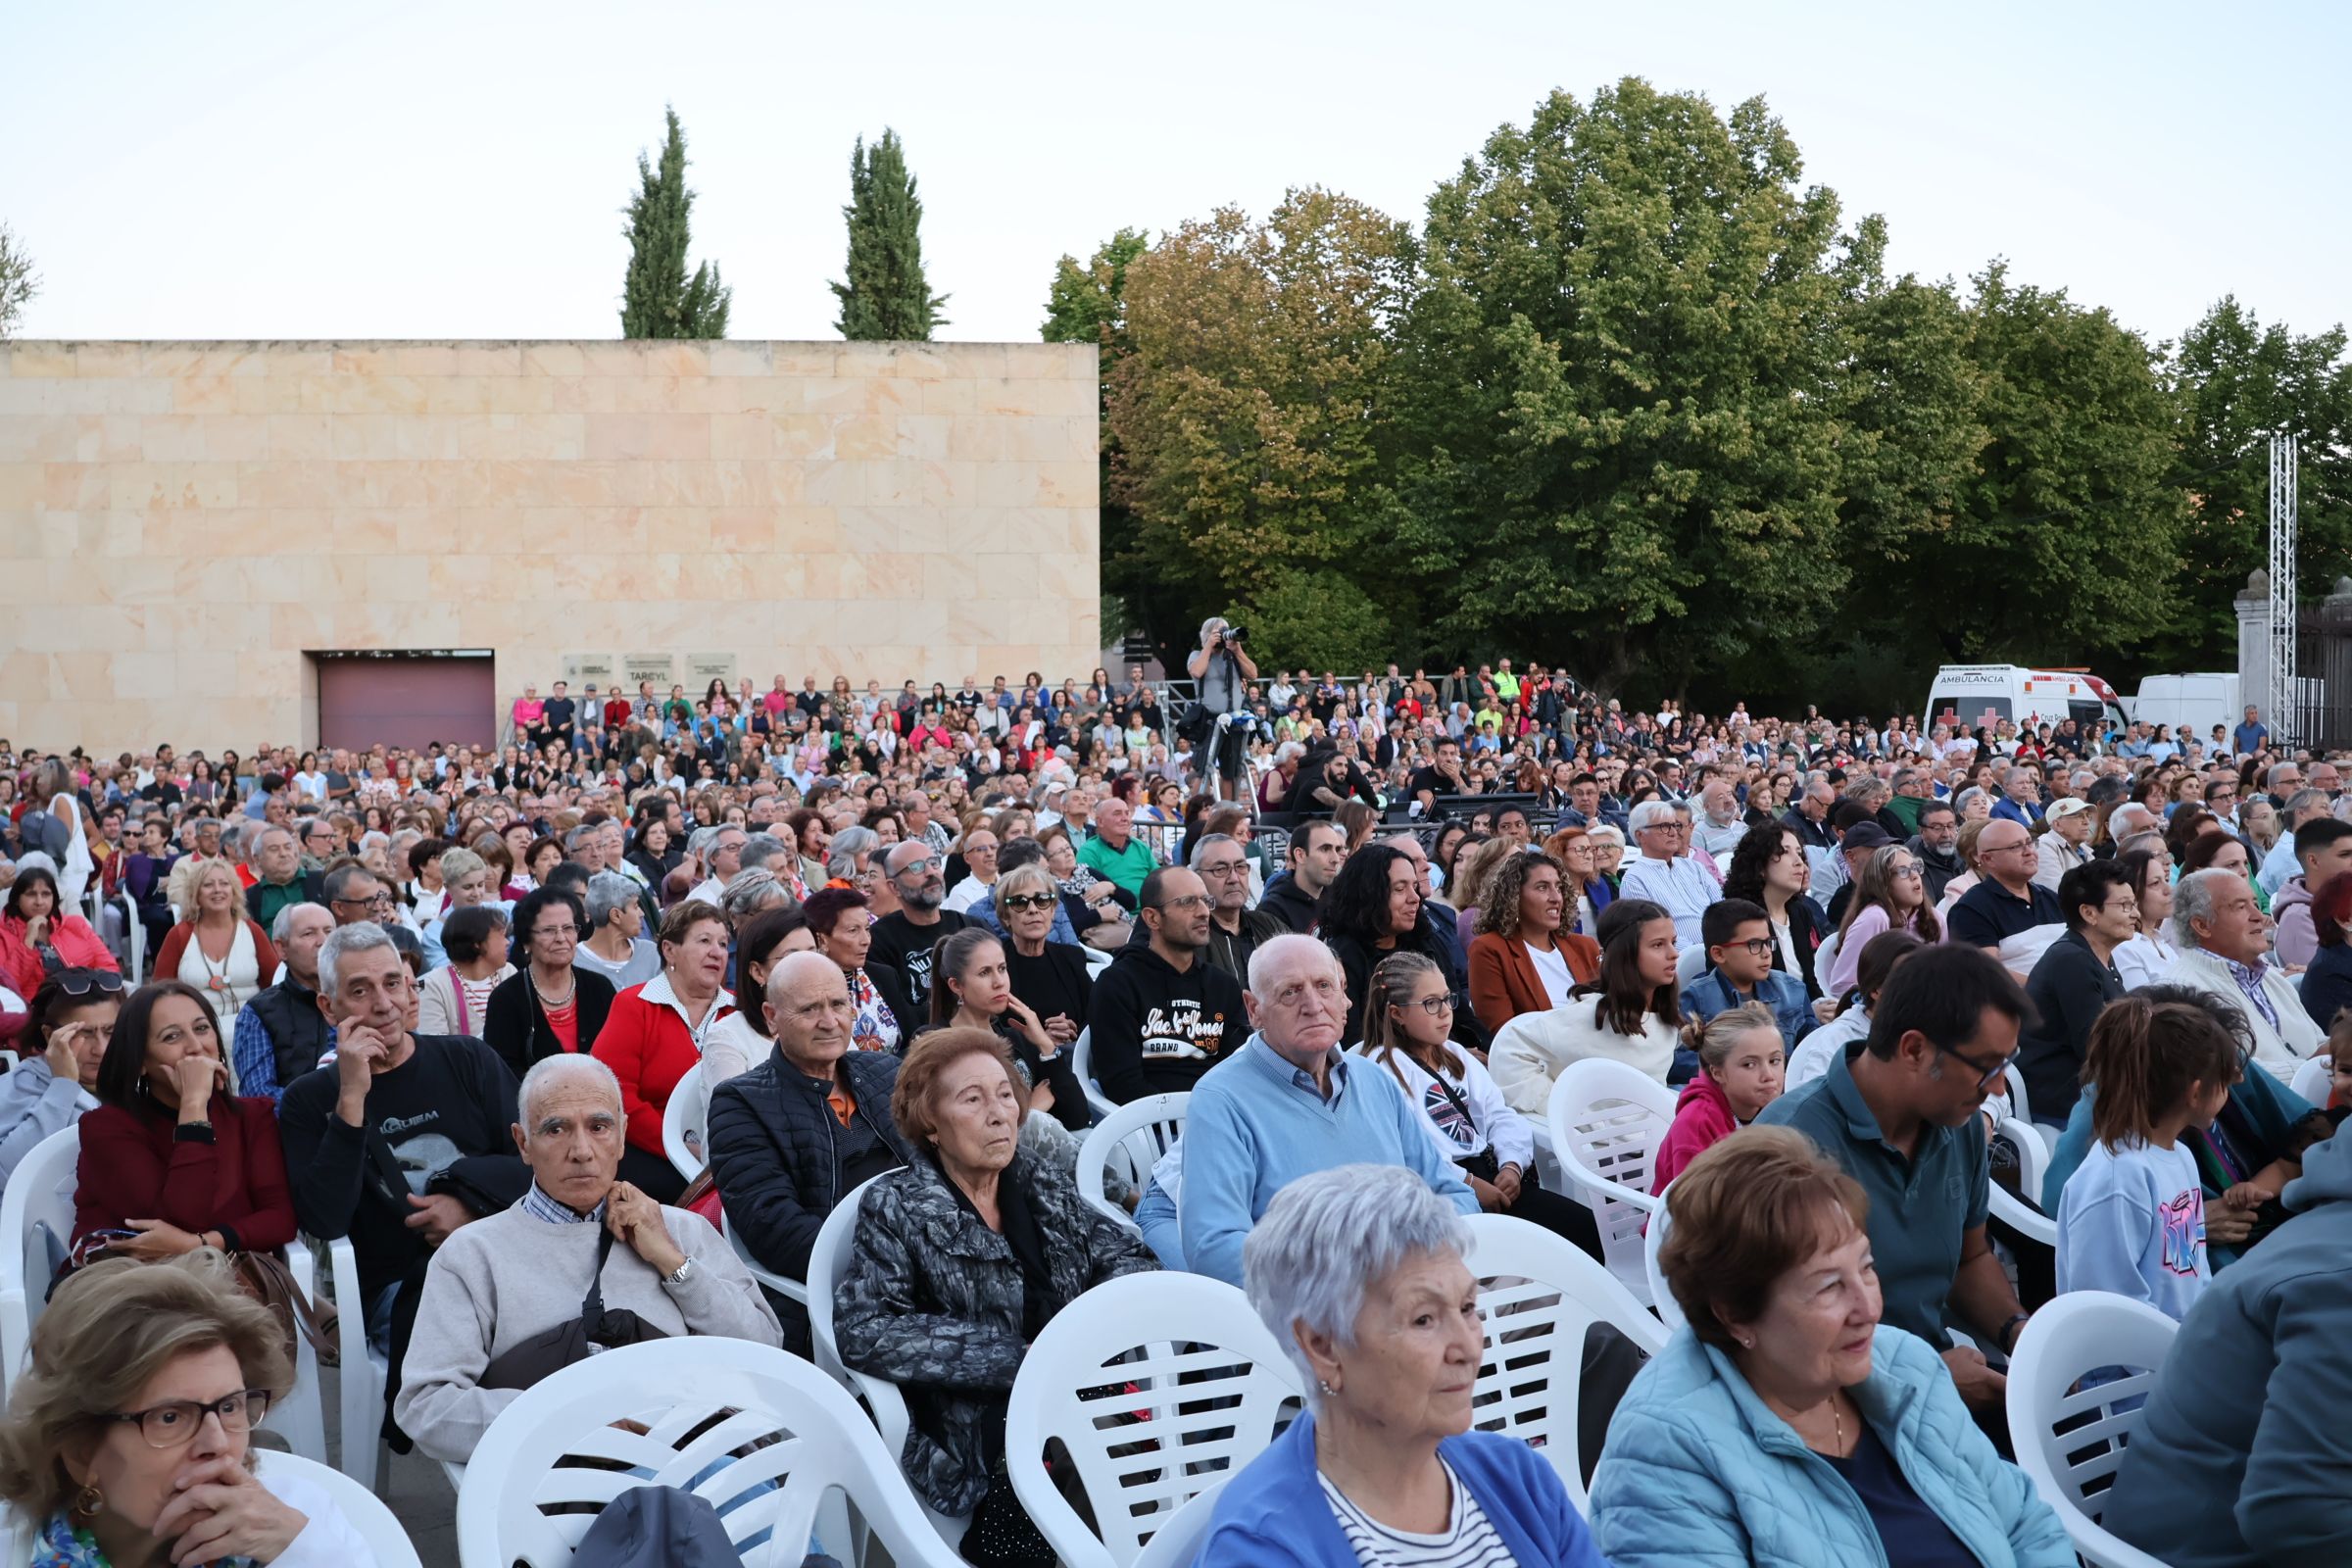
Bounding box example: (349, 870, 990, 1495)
(0, 340, 1101, 754)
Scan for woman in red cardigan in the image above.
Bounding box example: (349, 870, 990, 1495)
(0, 865, 118, 1001)
(1466, 850, 1601, 1038)
(590, 900, 734, 1203)
(71, 980, 296, 1264)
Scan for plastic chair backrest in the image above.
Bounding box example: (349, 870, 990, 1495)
(2002, 1062, 2034, 1128)
(1544, 1060, 1674, 1294)
(2290, 1054, 2331, 1107)
(0, 1126, 79, 1389)
(1643, 1195, 1684, 1333)
(258, 1449, 423, 1568)
(1071, 1027, 1117, 1120)
(454, 1336, 965, 1568)
(1127, 1476, 1228, 1568)
(2003, 1291, 2178, 1568)
(1461, 1212, 1667, 1510)
(662, 1061, 709, 1181)
(1999, 1115, 2050, 1205)
(1004, 1271, 1303, 1568)
(1076, 1093, 1189, 1229)
(1673, 944, 1709, 985)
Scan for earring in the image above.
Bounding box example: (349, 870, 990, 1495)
(72, 1484, 102, 1518)
(1738, 1337, 1754, 1350)
(1317, 1379, 1337, 1396)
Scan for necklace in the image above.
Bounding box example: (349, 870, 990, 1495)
(531, 968, 576, 1008)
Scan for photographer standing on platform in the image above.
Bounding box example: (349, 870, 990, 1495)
(1187, 616, 1259, 805)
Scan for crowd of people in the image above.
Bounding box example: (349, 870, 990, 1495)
(0, 638, 2346, 1565)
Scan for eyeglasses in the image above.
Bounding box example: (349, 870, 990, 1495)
(1198, 861, 1249, 878)
(1932, 1040, 2016, 1094)
(1397, 995, 1455, 1018)
(104, 1389, 271, 1448)
(1723, 938, 1775, 957)
(533, 923, 580, 940)
(1889, 863, 1923, 880)
(999, 893, 1058, 912)
(1151, 894, 1213, 912)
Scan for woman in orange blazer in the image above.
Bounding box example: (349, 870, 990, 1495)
(1467, 849, 1600, 1037)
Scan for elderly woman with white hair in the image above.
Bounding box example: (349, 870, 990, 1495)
(572, 869, 662, 990)
(1197, 1163, 1608, 1567)
(392, 1053, 779, 1462)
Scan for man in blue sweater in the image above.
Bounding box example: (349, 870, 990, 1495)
(1178, 934, 1477, 1286)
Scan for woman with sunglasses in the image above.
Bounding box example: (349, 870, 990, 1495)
(0, 968, 122, 1196)
(0, 1252, 375, 1567)
(990, 863, 1091, 1070)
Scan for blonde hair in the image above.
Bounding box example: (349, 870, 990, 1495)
(991, 862, 1057, 914)
(188, 859, 248, 922)
(437, 847, 486, 886)
(0, 1253, 291, 1518)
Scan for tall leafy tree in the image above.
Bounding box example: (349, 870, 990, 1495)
(0, 223, 35, 341)
(832, 129, 949, 341)
(1042, 227, 1149, 348)
(2152, 298, 2352, 670)
(1107, 190, 1415, 670)
(619, 107, 730, 339)
(1394, 81, 1856, 696)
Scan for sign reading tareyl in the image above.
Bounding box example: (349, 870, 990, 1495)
(562, 653, 616, 686)
(623, 652, 677, 688)
(686, 652, 739, 688)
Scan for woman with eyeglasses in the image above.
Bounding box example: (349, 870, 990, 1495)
(480, 889, 617, 1080)
(0, 969, 121, 1196)
(1825, 845, 1941, 1001)
(989, 864, 1091, 1065)
(0, 1252, 377, 1567)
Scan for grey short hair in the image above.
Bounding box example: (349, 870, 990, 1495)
(318, 920, 397, 998)
(737, 832, 789, 874)
(2281, 787, 2328, 825)
(688, 825, 721, 858)
(719, 867, 789, 918)
(2270, 761, 2304, 792)
(825, 826, 880, 883)
(1188, 832, 1241, 869)
(269, 901, 329, 946)
(1243, 1164, 1470, 1404)
(1627, 800, 1678, 834)
(318, 861, 377, 907)
(2174, 867, 2238, 950)
(517, 1053, 624, 1127)
(438, 847, 484, 884)
(564, 824, 597, 853)
(584, 870, 639, 931)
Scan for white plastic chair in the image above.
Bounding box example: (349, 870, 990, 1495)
(1989, 1116, 2058, 1249)
(723, 1212, 809, 1308)
(1812, 927, 1844, 996)
(1544, 1059, 1676, 1301)
(318, 1231, 390, 1486)
(455, 1336, 966, 1568)
(1461, 1212, 1667, 1511)
(1126, 1474, 1228, 1568)
(1076, 1092, 1189, 1231)
(2290, 1054, 2332, 1106)
(1673, 944, 1709, 986)
(1004, 1271, 1303, 1568)
(1070, 1026, 1118, 1120)
(2004, 1291, 2179, 1568)
(663, 1061, 710, 1182)
(1642, 1195, 1684, 1333)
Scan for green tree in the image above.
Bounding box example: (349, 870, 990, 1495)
(0, 223, 35, 341)
(832, 129, 949, 341)
(1043, 227, 1150, 348)
(1106, 189, 1416, 671)
(1396, 80, 1856, 697)
(2152, 297, 2352, 670)
(619, 107, 730, 339)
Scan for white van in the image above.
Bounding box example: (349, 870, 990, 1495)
(2128, 673, 2239, 747)
(1924, 665, 2128, 735)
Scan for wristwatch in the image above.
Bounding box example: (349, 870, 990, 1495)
(662, 1256, 696, 1288)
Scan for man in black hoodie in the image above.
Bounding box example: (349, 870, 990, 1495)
(1090, 867, 1247, 1102)
(1257, 819, 1344, 935)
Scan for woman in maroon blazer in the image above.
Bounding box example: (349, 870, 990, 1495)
(71, 980, 295, 1262)
(1467, 850, 1601, 1038)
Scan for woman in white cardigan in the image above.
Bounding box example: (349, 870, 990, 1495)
(1491, 898, 1684, 1114)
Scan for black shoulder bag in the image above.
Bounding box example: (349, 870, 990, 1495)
(479, 1225, 670, 1390)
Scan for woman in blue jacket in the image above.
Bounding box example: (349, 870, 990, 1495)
(1198, 1163, 1607, 1567)
(1591, 1126, 2074, 1568)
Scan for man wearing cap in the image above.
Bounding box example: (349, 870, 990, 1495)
(2032, 797, 2097, 893)
(1822, 817, 1894, 930)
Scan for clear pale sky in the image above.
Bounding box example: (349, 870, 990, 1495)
(5, 1, 2345, 348)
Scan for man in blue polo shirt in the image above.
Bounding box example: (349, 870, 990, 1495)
(1759, 943, 2033, 1415)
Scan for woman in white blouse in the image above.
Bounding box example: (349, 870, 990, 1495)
(2110, 846, 2180, 993)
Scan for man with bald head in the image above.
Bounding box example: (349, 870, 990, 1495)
(706, 951, 917, 1348)
(1177, 934, 1477, 1286)
(866, 839, 967, 1013)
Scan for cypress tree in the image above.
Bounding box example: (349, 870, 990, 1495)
(619, 106, 730, 339)
(830, 129, 949, 341)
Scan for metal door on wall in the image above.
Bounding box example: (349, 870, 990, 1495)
(315, 654, 496, 753)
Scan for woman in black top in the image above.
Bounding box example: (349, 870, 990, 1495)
(988, 864, 1091, 1051)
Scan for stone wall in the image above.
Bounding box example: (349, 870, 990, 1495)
(0, 339, 1100, 754)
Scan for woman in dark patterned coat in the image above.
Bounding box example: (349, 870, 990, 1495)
(832, 1026, 1155, 1565)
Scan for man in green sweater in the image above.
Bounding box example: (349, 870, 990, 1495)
(1078, 796, 1160, 902)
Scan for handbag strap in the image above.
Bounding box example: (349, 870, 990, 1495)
(582, 1222, 616, 1325)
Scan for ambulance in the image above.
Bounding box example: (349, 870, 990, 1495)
(1923, 665, 2129, 736)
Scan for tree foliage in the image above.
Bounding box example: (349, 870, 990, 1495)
(1106, 189, 1416, 670)
(832, 129, 949, 342)
(0, 223, 37, 342)
(1042, 227, 1149, 349)
(619, 107, 730, 340)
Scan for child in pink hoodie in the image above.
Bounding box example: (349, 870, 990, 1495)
(1651, 1002, 1787, 1193)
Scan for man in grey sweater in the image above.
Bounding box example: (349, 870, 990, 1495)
(394, 1054, 780, 1462)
